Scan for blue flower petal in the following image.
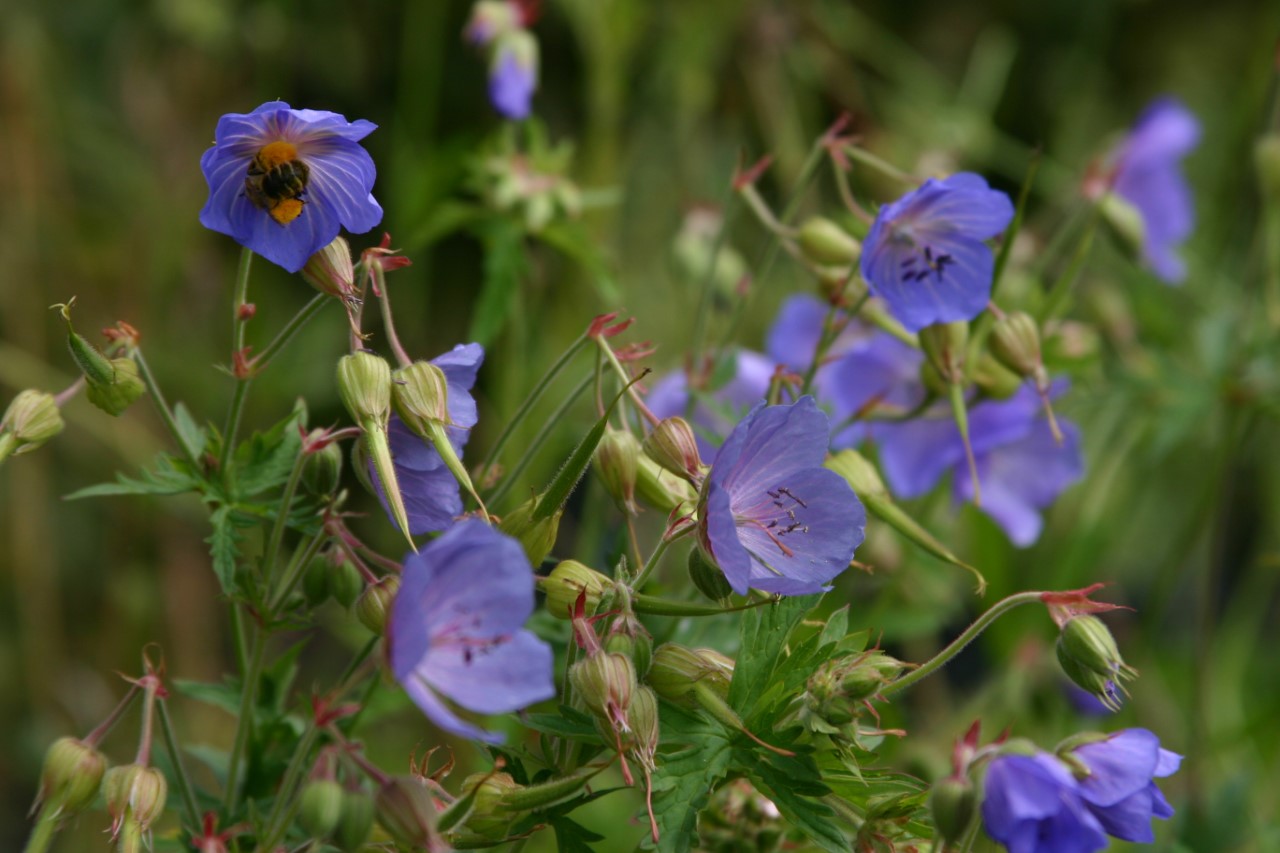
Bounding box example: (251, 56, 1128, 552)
(490, 52, 535, 119)
(1075, 729, 1162, 807)
(703, 479, 754, 595)
(423, 629, 555, 714)
(302, 138, 382, 234)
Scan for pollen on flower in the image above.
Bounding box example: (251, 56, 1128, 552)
(257, 140, 299, 168)
(269, 198, 304, 225)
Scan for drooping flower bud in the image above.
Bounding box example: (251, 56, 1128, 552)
(458, 772, 523, 840)
(84, 356, 146, 417)
(301, 439, 344, 497)
(929, 775, 977, 845)
(302, 555, 331, 607)
(355, 575, 400, 635)
(594, 429, 640, 513)
(333, 788, 375, 852)
(392, 361, 452, 436)
(298, 778, 346, 839)
(375, 775, 438, 848)
(543, 560, 612, 620)
(0, 390, 65, 462)
(627, 685, 661, 766)
(797, 216, 862, 267)
(919, 321, 969, 385)
(1098, 192, 1146, 262)
(643, 417, 703, 481)
(604, 613, 653, 677)
(634, 452, 698, 513)
(330, 558, 364, 609)
(569, 652, 636, 727)
(970, 351, 1023, 399)
(104, 764, 167, 839)
(301, 236, 356, 298)
(1055, 615, 1137, 712)
(989, 311, 1049, 390)
(688, 546, 734, 602)
(37, 736, 106, 818)
(498, 496, 561, 566)
(338, 352, 413, 546)
(647, 643, 732, 708)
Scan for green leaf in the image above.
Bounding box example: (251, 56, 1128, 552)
(206, 504, 244, 595)
(173, 678, 241, 715)
(728, 594, 821, 717)
(469, 217, 528, 346)
(550, 816, 606, 853)
(818, 606, 850, 648)
(649, 734, 733, 853)
(172, 402, 208, 458)
(64, 453, 202, 499)
(524, 707, 603, 741)
(231, 403, 305, 500)
(744, 752, 847, 853)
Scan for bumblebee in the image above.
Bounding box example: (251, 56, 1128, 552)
(244, 141, 310, 225)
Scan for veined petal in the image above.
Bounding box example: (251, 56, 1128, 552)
(433, 342, 485, 430)
(1075, 729, 1162, 807)
(422, 629, 555, 714)
(913, 173, 1015, 238)
(401, 675, 506, 744)
(703, 480, 754, 595)
(717, 397, 829, 498)
(863, 234, 994, 332)
(302, 138, 382, 233)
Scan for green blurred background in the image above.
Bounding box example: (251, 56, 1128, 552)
(2, 0, 1278, 849)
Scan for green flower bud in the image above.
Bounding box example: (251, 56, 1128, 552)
(333, 788, 375, 852)
(376, 775, 438, 848)
(84, 356, 146, 417)
(594, 430, 640, 512)
(38, 736, 106, 818)
(627, 685, 661, 764)
(989, 311, 1048, 388)
(0, 390, 65, 460)
(919, 321, 969, 384)
(634, 453, 698, 513)
(299, 779, 346, 839)
(459, 772, 523, 840)
(642, 417, 703, 481)
(66, 324, 117, 386)
(688, 547, 733, 602)
(337, 352, 392, 425)
(331, 558, 364, 609)
(1056, 615, 1137, 711)
(929, 776, 977, 844)
(392, 361, 451, 437)
(302, 554, 331, 606)
(302, 439, 344, 497)
(797, 216, 862, 267)
(824, 448, 885, 498)
(301, 236, 356, 298)
(604, 613, 653, 677)
(834, 651, 905, 701)
(499, 497, 561, 566)
(648, 644, 733, 707)
(543, 560, 612, 620)
(104, 764, 167, 831)
(569, 652, 636, 724)
(971, 352, 1023, 399)
(1098, 193, 1146, 261)
(355, 575, 400, 635)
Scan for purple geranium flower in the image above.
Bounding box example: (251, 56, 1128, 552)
(1110, 97, 1200, 283)
(371, 343, 484, 535)
(646, 349, 775, 461)
(200, 102, 383, 272)
(860, 173, 1014, 332)
(877, 383, 1083, 547)
(696, 396, 866, 595)
(982, 753, 1109, 853)
(389, 520, 555, 743)
(1069, 729, 1181, 843)
(489, 32, 538, 120)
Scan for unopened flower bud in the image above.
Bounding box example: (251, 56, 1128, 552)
(498, 496, 561, 566)
(929, 775, 977, 844)
(1098, 193, 1146, 262)
(104, 764, 167, 831)
(1, 390, 65, 459)
(301, 236, 356, 298)
(302, 554, 331, 606)
(376, 775, 438, 848)
(1056, 615, 1137, 711)
(648, 644, 732, 707)
(594, 430, 640, 512)
(38, 736, 105, 817)
(834, 651, 905, 701)
(989, 311, 1048, 388)
(337, 352, 392, 425)
(643, 417, 703, 481)
(688, 547, 733, 602)
(302, 440, 344, 497)
(84, 356, 146, 417)
(392, 361, 451, 437)
(543, 560, 612, 620)
(570, 652, 636, 724)
(299, 778, 346, 839)
(331, 558, 364, 609)
(604, 613, 653, 676)
(628, 685, 660, 762)
(797, 216, 862, 267)
(460, 772, 523, 840)
(634, 453, 698, 513)
(333, 788, 375, 852)
(823, 449, 885, 499)
(919, 321, 969, 384)
(356, 575, 400, 635)
(971, 351, 1024, 399)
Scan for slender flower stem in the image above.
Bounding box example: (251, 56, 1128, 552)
(597, 339, 658, 427)
(480, 333, 589, 484)
(486, 372, 593, 506)
(253, 294, 330, 372)
(52, 375, 86, 408)
(799, 300, 847, 396)
(22, 806, 59, 853)
(157, 699, 200, 830)
(83, 683, 141, 746)
(135, 679, 159, 765)
(133, 348, 201, 468)
(261, 450, 309, 592)
(840, 144, 919, 185)
(269, 528, 330, 613)
(948, 382, 982, 507)
(373, 265, 412, 368)
(259, 725, 322, 850)
(879, 590, 1048, 698)
(220, 248, 255, 475)
(1038, 206, 1101, 324)
(223, 625, 266, 812)
(630, 535, 674, 592)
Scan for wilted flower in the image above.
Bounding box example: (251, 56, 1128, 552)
(981, 753, 1108, 853)
(1068, 729, 1180, 843)
(1107, 97, 1200, 283)
(199, 102, 382, 272)
(388, 520, 555, 742)
(370, 343, 483, 535)
(878, 383, 1082, 546)
(646, 349, 775, 460)
(696, 396, 866, 595)
(860, 173, 1014, 332)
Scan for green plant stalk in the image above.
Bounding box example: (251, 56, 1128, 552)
(259, 725, 323, 849)
(799, 298, 849, 396)
(880, 590, 1047, 698)
(261, 450, 310, 593)
(479, 333, 589, 484)
(268, 528, 330, 613)
(252, 293, 330, 371)
(629, 534, 675, 591)
(841, 144, 919, 185)
(486, 372, 593, 506)
(157, 699, 200, 829)
(222, 625, 266, 812)
(596, 337, 656, 426)
(948, 382, 982, 507)
(1038, 207, 1100, 323)
(219, 247, 255, 476)
(373, 263, 412, 368)
(132, 348, 202, 468)
(22, 805, 59, 853)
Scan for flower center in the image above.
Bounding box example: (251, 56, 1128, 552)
(899, 245, 955, 283)
(244, 141, 310, 226)
(735, 486, 811, 567)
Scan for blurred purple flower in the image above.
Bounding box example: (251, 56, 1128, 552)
(696, 396, 866, 595)
(1064, 681, 1119, 716)
(489, 33, 538, 120)
(1069, 729, 1181, 843)
(199, 102, 382, 272)
(371, 344, 484, 535)
(877, 384, 1083, 546)
(389, 520, 555, 743)
(860, 173, 1014, 332)
(646, 349, 775, 460)
(1111, 97, 1200, 283)
(981, 753, 1108, 853)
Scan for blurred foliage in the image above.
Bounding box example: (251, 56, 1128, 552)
(2, 0, 1279, 850)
